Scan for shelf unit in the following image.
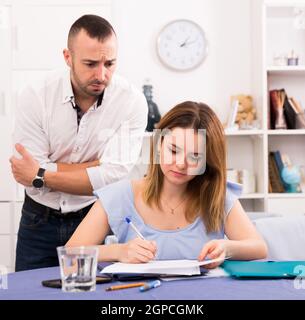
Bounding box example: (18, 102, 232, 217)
(267, 65, 305, 75)
(267, 129, 305, 135)
(225, 130, 265, 212)
(225, 129, 264, 136)
(225, 1, 305, 216)
(239, 193, 265, 199)
(268, 193, 305, 198)
(264, 1, 305, 216)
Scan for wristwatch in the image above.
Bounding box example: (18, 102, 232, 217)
(32, 168, 46, 189)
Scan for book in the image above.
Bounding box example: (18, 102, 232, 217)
(226, 99, 239, 129)
(100, 257, 226, 276)
(288, 97, 300, 114)
(273, 150, 289, 192)
(289, 97, 305, 129)
(283, 91, 297, 129)
(268, 152, 285, 193)
(269, 89, 287, 129)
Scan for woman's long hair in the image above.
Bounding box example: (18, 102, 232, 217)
(143, 101, 227, 233)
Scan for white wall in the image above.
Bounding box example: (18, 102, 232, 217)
(112, 0, 252, 122)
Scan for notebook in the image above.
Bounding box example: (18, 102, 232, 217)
(222, 260, 305, 279)
(100, 257, 226, 277)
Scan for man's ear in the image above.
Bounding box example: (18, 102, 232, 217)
(63, 48, 72, 67)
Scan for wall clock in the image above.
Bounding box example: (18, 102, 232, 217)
(157, 19, 208, 71)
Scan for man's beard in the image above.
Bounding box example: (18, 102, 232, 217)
(71, 66, 106, 97)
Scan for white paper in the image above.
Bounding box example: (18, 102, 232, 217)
(100, 257, 226, 276)
(160, 267, 229, 281)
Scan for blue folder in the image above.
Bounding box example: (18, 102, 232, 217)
(222, 260, 305, 279)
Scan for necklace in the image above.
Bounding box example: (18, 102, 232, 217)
(161, 195, 188, 214)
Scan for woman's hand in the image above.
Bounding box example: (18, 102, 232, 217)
(118, 238, 157, 263)
(197, 239, 227, 269)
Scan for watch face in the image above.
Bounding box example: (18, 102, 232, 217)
(157, 19, 208, 71)
(32, 178, 44, 189)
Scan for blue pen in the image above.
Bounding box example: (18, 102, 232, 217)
(125, 217, 145, 240)
(139, 280, 161, 292)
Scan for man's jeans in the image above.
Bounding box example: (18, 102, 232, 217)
(15, 198, 92, 272)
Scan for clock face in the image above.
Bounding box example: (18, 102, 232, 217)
(157, 19, 208, 71)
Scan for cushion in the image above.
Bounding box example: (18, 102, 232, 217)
(247, 211, 282, 221)
(253, 215, 305, 260)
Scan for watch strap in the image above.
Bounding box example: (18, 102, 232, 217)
(37, 168, 46, 178)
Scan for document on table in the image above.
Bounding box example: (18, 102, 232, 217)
(160, 267, 229, 281)
(100, 257, 227, 276)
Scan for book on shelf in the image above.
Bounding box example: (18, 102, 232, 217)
(269, 89, 287, 129)
(273, 150, 290, 192)
(269, 89, 305, 129)
(283, 90, 296, 129)
(288, 97, 305, 129)
(268, 152, 285, 193)
(225, 99, 239, 129)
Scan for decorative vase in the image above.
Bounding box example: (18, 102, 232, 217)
(143, 82, 161, 132)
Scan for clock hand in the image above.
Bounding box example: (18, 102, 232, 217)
(183, 37, 199, 47)
(179, 36, 190, 47)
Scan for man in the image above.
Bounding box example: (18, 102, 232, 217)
(10, 14, 148, 271)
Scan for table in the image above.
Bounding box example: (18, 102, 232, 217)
(1, 265, 305, 300)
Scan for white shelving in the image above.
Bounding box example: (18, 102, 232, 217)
(268, 193, 305, 198)
(226, 1, 305, 215)
(225, 129, 264, 136)
(240, 193, 265, 199)
(264, 1, 305, 214)
(267, 129, 305, 135)
(267, 65, 305, 75)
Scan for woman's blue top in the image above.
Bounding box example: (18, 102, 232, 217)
(94, 179, 242, 260)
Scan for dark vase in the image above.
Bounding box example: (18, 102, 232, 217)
(143, 84, 161, 132)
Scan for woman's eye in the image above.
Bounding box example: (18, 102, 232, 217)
(168, 147, 177, 154)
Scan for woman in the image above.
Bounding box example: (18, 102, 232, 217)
(66, 101, 267, 268)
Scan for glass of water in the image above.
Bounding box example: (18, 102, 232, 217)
(57, 246, 99, 292)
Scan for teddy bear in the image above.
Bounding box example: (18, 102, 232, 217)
(231, 94, 257, 128)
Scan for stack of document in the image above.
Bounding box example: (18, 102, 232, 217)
(100, 257, 226, 276)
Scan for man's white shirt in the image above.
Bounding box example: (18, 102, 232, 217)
(14, 68, 148, 213)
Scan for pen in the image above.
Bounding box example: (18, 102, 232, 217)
(139, 280, 161, 292)
(105, 282, 146, 291)
(125, 217, 145, 240)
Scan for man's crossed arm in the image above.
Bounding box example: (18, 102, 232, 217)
(10, 144, 98, 196)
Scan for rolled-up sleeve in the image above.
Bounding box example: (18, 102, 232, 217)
(86, 93, 148, 190)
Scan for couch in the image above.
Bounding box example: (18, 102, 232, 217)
(251, 214, 305, 260)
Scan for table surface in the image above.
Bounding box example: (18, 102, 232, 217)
(1, 265, 305, 300)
